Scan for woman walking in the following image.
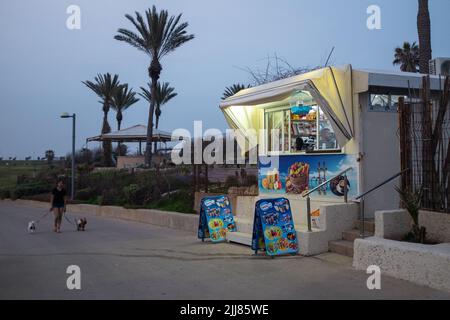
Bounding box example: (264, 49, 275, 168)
(50, 180, 67, 233)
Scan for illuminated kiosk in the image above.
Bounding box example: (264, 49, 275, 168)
(219, 65, 444, 255)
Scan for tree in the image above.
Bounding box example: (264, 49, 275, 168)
(115, 6, 194, 167)
(393, 42, 420, 73)
(140, 82, 177, 153)
(139, 82, 177, 130)
(45, 150, 55, 165)
(222, 84, 250, 100)
(111, 84, 139, 131)
(82, 73, 121, 167)
(111, 84, 139, 156)
(417, 0, 432, 74)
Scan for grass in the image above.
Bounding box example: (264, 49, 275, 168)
(125, 190, 196, 214)
(0, 162, 48, 189)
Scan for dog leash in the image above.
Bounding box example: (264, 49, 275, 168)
(63, 212, 77, 226)
(35, 210, 52, 224)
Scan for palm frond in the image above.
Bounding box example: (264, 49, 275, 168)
(111, 84, 140, 112)
(222, 83, 251, 100)
(115, 5, 195, 61)
(82, 73, 122, 103)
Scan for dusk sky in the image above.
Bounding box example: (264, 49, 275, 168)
(1, 0, 450, 158)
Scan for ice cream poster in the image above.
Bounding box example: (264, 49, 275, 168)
(198, 195, 237, 243)
(258, 154, 359, 200)
(252, 198, 299, 256)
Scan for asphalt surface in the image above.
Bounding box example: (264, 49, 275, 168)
(1, 202, 449, 300)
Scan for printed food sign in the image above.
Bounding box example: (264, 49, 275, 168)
(198, 196, 236, 243)
(252, 198, 299, 256)
(258, 154, 359, 200)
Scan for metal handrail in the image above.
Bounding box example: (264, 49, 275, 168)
(302, 167, 353, 232)
(355, 168, 409, 238)
(302, 167, 353, 198)
(355, 168, 410, 200)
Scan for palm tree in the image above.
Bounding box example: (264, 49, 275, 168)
(393, 42, 420, 73)
(140, 82, 177, 129)
(417, 0, 432, 74)
(82, 73, 121, 166)
(140, 82, 177, 153)
(111, 84, 140, 131)
(111, 84, 139, 156)
(114, 6, 194, 167)
(222, 84, 250, 100)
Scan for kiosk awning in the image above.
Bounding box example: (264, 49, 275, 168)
(220, 65, 368, 151)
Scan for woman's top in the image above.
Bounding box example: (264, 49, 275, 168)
(52, 187, 67, 205)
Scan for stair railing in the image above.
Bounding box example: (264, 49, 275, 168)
(302, 167, 353, 232)
(354, 168, 410, 238)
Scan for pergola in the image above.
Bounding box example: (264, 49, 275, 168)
(86, 124, 173, 154)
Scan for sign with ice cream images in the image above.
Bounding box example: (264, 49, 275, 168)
(198, 195, 237, 243)
(258, 154, 359, 200)
(252, 198, 299, 257)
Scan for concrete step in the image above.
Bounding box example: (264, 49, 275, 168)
(234, 217, 253, 234)
(226, 231, 253, 246)
(354, 219, 375, 233)
(328, 240, 354, 257)
(342, 229, 374, 242)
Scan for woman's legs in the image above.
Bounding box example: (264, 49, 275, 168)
(53, 207, 63, 232)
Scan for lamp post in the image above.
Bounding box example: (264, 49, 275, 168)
(61, 112, 76, 200)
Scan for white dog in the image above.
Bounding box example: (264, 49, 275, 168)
(27, 221, 36, 234)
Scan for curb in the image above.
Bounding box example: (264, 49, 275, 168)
(1, 199, 198, 233)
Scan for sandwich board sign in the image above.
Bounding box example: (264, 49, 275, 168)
(252, 198, 299, 256)
(198, 195, 237, 243)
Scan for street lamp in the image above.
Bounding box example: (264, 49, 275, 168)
(61, 112, 76, 200)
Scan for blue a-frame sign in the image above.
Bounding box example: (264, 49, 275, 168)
(198, 195, 237, 242)
(252, 198, 299, 256)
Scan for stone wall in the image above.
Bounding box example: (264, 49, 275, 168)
(354, 237, 450, 292)
(419, 210, 450, 243)
(374, 209, 450, 243)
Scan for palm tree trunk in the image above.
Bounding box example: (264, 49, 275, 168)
(146, 58, 162, 167)
(102, 102, 112, 167)
(154, 114, 160, 155)
(117, 119, 122, 154)
(418, 0, 432, 74)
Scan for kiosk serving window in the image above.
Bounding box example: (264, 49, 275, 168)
(265, 103, 340, 155)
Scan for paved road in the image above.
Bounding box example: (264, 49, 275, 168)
(0, 202, 449, 300)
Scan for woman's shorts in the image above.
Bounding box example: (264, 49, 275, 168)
(53, 203, 65, 209)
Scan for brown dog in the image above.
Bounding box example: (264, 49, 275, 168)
(76, 218, 87, 231)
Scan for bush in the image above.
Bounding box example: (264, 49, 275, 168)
(10, 182, 51, 200)
(0, 188, 11, 199)
(75, 187, 96, 201)
(146, 189, 195, 214)
(98, 188, 123, 206)
(243, 174, 258, 187)
(225, 175, 240, 189)
(123, 184, 142, 205)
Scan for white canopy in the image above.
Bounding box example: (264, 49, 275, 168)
(86, 125, 173, 143)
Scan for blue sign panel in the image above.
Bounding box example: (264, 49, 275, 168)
(252, 198, 299, 256)
(198, 195, 237, 243)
